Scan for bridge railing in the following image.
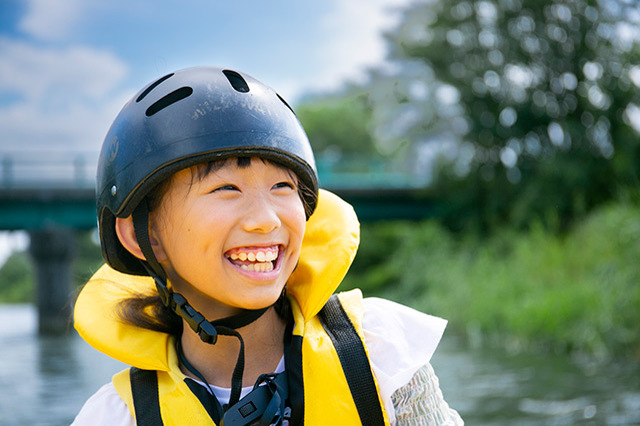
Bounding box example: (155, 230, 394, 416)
(0, 150, 428, 191)
(0, 150, 98, 190)
(316, 154, 426, 190)
(0, 150, 437, 230)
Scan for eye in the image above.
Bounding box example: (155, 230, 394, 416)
(273, 181, 295, 190)
(211, 184, 239, 193)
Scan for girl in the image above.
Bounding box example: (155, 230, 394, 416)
(72, 66, 463, 425)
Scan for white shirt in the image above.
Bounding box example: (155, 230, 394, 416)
(72, 298, 459, 425)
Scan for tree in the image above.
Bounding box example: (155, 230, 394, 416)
(0, 230, 103, 303)
(296, 91, 376, 157)
(296, 90, 417, 187)
(72, 230, 105, 286)
(0, 252, 34, 303)
(381, 0, 640, 230)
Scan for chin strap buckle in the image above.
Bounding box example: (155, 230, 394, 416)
(153, 279, 218, 344)
(170, 291, 219, 344)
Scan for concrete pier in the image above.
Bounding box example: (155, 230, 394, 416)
(28, 227, 76, 334)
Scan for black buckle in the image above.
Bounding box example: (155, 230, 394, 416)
(221, 372, 288, 425)
(171, 292, 218, 344)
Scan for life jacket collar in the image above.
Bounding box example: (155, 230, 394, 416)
(74, 189, 360, 370)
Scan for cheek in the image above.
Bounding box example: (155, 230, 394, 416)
(287, 202, 307, 246)
(150, 204, 200, 264)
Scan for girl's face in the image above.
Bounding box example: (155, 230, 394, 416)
(150, 158, 306, 317)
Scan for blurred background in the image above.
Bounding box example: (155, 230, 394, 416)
(1, 0, 640, 424)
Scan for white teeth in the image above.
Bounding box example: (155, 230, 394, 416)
(227, 247, 279, 272)
(238, 262, 274, 272)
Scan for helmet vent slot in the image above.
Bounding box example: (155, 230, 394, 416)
(223, 70, 250, 93)
(136, 73, 174, 103)
(145, 87, 194, 117)
(276, 93, 295, 115)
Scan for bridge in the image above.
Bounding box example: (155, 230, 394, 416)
(0, 150, 442, 333)
(0, 150, 440, 229)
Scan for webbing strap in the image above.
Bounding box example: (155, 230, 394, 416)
(131, 200, 166, 281)
(128, 297, 385, 425)
(318, 295, 386, 426)
(130, 367, 164, 426)
(131, 199, 269, 408)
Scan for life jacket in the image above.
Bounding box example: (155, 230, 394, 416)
(74, 189, 391, 425)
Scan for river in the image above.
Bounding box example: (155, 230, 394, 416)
(1, 304, 639, 425)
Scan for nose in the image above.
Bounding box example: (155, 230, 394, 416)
(242, 195, 281, 233)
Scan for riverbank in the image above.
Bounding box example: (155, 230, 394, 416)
(341, 202, 640, 361)
(1, 203, 639, 360)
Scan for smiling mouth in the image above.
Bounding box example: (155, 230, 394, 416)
(225, 245, 281, 273)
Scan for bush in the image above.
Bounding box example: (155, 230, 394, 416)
(0, 230, 104, 304)
(0, 252, 34, 303)
(341, 203, 640, 359)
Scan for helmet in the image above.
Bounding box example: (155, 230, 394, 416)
(96, 66, 318, 276)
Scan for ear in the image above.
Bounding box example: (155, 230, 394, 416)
(115, 216, 167, 262)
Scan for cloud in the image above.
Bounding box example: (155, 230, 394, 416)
(18, 0, 86, 41)
(0, 38, 131, 151)
(311, 0, 411, 92)
(0, 93, 129, 152)
(0, 38, 127, 101)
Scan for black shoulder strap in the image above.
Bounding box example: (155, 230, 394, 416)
(128, 297, 385, 426)
(130, 367, 164, 426)
(317, 294, 386, 426)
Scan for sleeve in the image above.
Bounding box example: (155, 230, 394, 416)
(391, 363, 464, 425)
(71, 382, 136, 426)
(362, 297, 462, 425)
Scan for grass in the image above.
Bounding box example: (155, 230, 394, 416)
(341, 202, 640, 360)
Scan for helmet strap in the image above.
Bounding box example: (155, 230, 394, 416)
(131, 199, 270, 407)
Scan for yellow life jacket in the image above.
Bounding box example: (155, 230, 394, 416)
(74, 189, 391, 425)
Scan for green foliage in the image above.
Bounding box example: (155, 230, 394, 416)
(0, 230, 104, 303)
(72, 230, 104, 287)
(296, 92, 377, 156)
(0, 252, 34, 303)
(293, 0, 640, 231)
(342, 203, 640, 359)
(377, 0, 640, 230)
(296, 91, 421, 187)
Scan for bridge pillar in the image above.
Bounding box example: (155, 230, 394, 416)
(28, 227, 76, 334)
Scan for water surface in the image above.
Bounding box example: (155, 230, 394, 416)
(1, 304, 639, 425)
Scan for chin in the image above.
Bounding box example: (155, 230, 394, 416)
(242, 295, 284, 311)
(220, 284, 285, 312)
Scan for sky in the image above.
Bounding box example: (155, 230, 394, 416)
(0, 0, 413, 263)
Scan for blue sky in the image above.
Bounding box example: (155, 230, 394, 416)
(0, 0, 411, 153)
(0, 0, 412, 262)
